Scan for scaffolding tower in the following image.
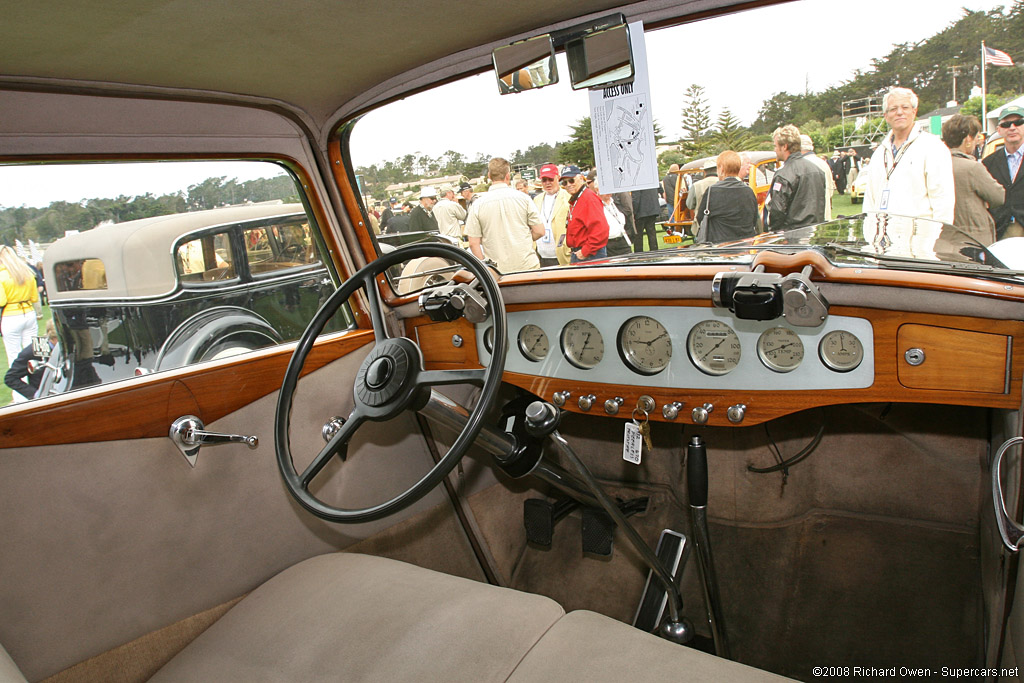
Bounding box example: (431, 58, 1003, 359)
(841, 96, 886, 148)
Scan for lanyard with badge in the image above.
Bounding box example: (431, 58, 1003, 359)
(879, 135, 917, 211)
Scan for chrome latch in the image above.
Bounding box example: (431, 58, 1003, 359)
(169, 415, 258, 468)
(993, 436, 1024, 552)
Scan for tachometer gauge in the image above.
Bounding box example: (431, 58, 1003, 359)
(560, 319, 604, 369)
(818, 330, 864, 372)
(687, 320, 740, 376)
(757, 327, 804, 373)
(618, 316, 672, 375)
(517, 324, 549, 362)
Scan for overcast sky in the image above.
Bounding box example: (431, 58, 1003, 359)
(0, 0, 1011, 209)
(350, 0, 1010, 166)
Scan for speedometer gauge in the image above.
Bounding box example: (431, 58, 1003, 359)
(687, 320, 740, 376)
(561, 319, 604, 369)
(618, 316, 672, 375)
(517, 324, 548, 362)
(757, 327, 803, 373)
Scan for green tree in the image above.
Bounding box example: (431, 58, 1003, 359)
(556, 117, 595, 167)
(960, 92, 1014, 119)
(680, 85, 714, 158)
(711, 108, 752, 153)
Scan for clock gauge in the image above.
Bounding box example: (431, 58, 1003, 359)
(618, 316, 672, 375)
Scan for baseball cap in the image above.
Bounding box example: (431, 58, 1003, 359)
(559, 164, 583, 179)
(539, 163, 559, 179)
(999, 105, 1024, 121)
(458, 181, 473, 192)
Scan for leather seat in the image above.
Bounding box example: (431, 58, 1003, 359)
(150, 553, 790, 682)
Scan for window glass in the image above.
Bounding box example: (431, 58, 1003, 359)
(176, 232, 235, 282)
(54, 259, 107, 291)
(0, 160, 350, 409)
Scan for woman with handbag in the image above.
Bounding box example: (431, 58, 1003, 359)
(694, 150, 759, 245)
(0, 245, 40, 373)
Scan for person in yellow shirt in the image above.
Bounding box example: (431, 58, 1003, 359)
(0, 245, 39, 370)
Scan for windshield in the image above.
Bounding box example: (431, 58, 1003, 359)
(349, 0, 1019, 285)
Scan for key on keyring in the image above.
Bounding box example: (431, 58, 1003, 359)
(640, 420, 653, 452)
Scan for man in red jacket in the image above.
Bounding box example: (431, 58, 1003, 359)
(560, 165, 609, 263)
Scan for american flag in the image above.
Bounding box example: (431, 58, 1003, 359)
(985, 46, 1014, 67)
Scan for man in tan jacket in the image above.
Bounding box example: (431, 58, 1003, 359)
(533, 163, 571, 266)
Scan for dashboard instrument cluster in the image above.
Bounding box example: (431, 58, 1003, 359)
(476, 306, 874, 395)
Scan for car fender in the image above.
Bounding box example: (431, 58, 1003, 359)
(154, 306, 283, 371)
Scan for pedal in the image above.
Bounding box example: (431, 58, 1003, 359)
(632, 529, 690, 633)
(524, 498, 577, 546)
(581, 508, 616, 556)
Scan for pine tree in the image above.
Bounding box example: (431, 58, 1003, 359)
(680, 84, 714, 158)
(711, 108, 752, 153)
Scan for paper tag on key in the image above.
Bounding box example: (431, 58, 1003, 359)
(623, 421, 643, 465)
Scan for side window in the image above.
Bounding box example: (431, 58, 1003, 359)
(243, 220, 319, 276)
(0, 160, 352, 409)
(176, 232, 236, 282)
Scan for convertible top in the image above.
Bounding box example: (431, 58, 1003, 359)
(43, 203, 305, 300)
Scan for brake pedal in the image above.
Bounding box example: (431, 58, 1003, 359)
(633, 529, 689, 633)
(581, 508, 616, 556)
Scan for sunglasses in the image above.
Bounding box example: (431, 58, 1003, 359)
(559, 179, 573, 186)
(999, 119, 1024, 129)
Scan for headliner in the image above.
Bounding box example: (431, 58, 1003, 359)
(0, 0, 781, 136)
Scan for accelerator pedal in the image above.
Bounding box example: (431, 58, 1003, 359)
(633, 529, 690, 633)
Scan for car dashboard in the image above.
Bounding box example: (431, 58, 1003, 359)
(404, 256, 1024, 427)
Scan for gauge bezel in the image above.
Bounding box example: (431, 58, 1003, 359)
(617, 315, 672, 376)
(560, 319, 604, 370)
(756, 327, 804, 373)
(517, 324, 549, 362)
(686, 319, 741, 376)
(482, 326, 494, 354)
(818, 330, 864, 373)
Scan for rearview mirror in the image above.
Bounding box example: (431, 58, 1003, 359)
(565, 23, 633, 90)
(492, 35, 558, 95)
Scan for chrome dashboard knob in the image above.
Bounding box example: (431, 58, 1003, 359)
(692, 403, 714, 425)
(604, 397, 624, 415)
(662, 402, 683, 420)
(578, 394, 597, 411)
(552, 391, 571, 407)
(726, 404, 747, 424)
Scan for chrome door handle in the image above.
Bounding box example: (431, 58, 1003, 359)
(992, 436, 1024, 552)
(169, 415, 258, 467)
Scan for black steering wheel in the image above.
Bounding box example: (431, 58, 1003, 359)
(274, 243, 506, 523)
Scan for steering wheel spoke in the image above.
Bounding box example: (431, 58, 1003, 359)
(361, 271, 390, 343)
(418, 367, 487, 387)
(300, 409, 366, 487)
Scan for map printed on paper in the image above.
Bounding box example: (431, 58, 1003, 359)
(589, 22, 658, 194)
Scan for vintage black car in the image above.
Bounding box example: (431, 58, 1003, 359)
(39, 203, 347, 395)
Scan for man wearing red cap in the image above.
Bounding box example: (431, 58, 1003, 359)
(534, 163, 571, 267)
(560, 165, 608, 263)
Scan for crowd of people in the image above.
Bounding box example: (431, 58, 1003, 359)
(362, 83, 1022, 270)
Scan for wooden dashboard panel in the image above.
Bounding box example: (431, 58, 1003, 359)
(414, 306, 1024, 427)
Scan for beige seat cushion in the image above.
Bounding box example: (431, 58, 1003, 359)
(508, 610, 792, 682)
(150, 553, 564, 682)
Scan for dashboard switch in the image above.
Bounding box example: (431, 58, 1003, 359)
(662, 402, 684, 420)
(552, 391, 571, 407)
(692, 403, 714, 425)
(578, 394, 597, 411)
(726, 404, 747, 424)
(604, 397, 624, 415)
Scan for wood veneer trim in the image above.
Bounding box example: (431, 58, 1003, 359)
(0, 330, 374, 448)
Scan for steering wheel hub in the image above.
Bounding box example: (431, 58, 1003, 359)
(355, 340, 415, 407)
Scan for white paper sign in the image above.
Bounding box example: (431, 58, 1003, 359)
(588, 21, 659, 194)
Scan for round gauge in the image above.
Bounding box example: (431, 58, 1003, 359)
(517, 324, 549, 362)
(560, 319, 604, 369)
(483, 326, 494, 354)
(619, 316, 672, 375)
(687, 320, 741, 376)
(757, 327, 804, 373)
(818, 330, 864, 372)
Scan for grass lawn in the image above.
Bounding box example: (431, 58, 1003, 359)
(0, 305, 52, 408)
